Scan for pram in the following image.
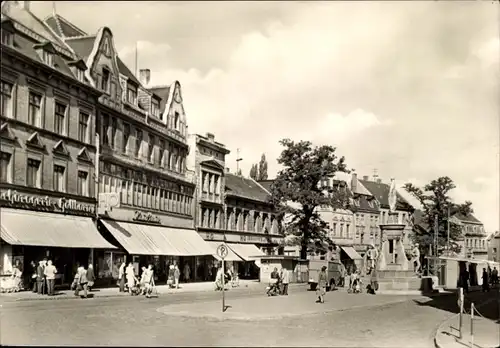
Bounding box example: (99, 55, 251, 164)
(348, 278, 362, 294)
(266, 278, 281, 296)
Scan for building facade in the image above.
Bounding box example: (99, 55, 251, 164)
(1, 1, 115, 288)
(44, 12, 211, 285)
(487, 231, 499, 262)
(454, 213, 488, 260)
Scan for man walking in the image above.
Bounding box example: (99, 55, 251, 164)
(316, 266, 328, 303)
(74, 265, 88, 298)
(280, 267, 290, 296)
(36, 261, 45, 295)
(44, 260, 57, 296)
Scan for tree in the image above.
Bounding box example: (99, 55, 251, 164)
(249, 164, 258, 180)
(269, 139, 350, 260)
(404, 176, 474, 253)
(258, 154, 268, 180)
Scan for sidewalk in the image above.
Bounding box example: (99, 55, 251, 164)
(0, 279, 273, 302)
(156, 290, 425, 321)
(434, 298, 500, 348)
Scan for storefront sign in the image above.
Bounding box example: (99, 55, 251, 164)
(0, 189, 95, 214)
(133, 211, 161, 224)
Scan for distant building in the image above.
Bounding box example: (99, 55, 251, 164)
(487, 231, 500, 262)
(454, 213, 488, 260)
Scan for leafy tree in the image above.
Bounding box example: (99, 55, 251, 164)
(257, 154, 268, 180)
(270, 139, 350, 259)
(249, 164, 258, 180)
(404, 176, 474, 253)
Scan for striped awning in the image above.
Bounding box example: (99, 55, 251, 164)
(101, 220, 213, 256)
(206, 241, 244, 262)
(1, 208, 116, 249)
(341, 246, 363, 260)
(227, 243, 266, 261)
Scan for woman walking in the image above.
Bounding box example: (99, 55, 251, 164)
(174, 265, 181, 289)
(316, 266, 327, 303)
(167, 265, 175, 289)
(118, 261, 126, 292)
(125, 262, 136, 295)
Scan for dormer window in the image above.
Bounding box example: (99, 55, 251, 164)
(1, 30, 12, 46)
(68, 59, 87, 84)
(1, 19, 14, 46)
(34, 42, 57, 68)
(76, 69, 85, 82)
(127, 84, 137, 105)
(151, 99, 160, 118)
(101, 68, 110, 93)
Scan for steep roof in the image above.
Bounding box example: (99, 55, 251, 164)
(258, 180, 273, 193)
(44, 14, 87, 38)
(225, 174, 271, 203)
(453, 213, 482, 224)
(359, 179, 413, 211)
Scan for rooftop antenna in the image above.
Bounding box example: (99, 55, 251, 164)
(52, 1, 57, 16)
(373, 168, 379, 181)
(236, 148, 243, 175)
(134, 41, 138, 77)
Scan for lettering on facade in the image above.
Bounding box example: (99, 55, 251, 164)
(205, 232, 215, 240)
(133, 211, 161, 224)
(0, 189, 95, 214)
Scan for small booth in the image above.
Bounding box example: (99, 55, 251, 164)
(259, 256, 308, 283)
(438, 255, 498, 290)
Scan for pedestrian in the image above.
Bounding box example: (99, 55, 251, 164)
(36, 261, 45, 295)
(140, 266, 147, 294)
(492, 267, 498, 286)
(316, 266, 327, 303)
(30, 261, 37, 292)
(74, 265, 88, 298)
(167, 265, 175, 288)
(44, 260, 57, 296)
(174, 265, 180, 289)
(87, 264, 95, 292)
(118, 260, 126, 292)
(143, 264, 154, 298)
(280, 267, 290, 295)
(183, 263, 191, 283)
(460, 268, 469, 293)
(126, 262, 136, 295)
(481, 268, 490, 292)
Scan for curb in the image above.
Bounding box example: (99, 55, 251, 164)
(433, 297, 497, 348)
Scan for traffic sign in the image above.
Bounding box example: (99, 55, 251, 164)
(216, 243, 228, 259)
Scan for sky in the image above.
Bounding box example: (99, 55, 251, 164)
(30, 1, 499, 233)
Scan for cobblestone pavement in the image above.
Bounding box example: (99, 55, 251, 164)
(1, 288, 494, 347)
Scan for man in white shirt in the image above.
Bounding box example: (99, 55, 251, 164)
(44, 260, 57, 296)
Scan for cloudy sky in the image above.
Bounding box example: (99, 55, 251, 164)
(31, 1, 499, 232)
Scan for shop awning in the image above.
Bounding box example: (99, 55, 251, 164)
(206, 241, 244, 262)
(0, 208, 116, 249)
(101, 220, 213, 256)
(341, 246, 363, 260)
(227, 243, 266, 261)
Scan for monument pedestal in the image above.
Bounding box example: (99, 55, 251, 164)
(376, 214, 422, 292)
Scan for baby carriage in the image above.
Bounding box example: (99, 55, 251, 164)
(348, 278, 362, 294)
(266, 278, 281, 296)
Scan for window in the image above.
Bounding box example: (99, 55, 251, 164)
(148, 135, 155, 162)
(152, 100, 160, 118)
(101, 114, 109, 145)
(158, 139, 165, 165)
(54, 102, 67, 135)
(127, 85, 137, 105)
(27, 159, 41, 188)
(1, 81, 13, 118)
(53, 165, 66, 192)
(1, 30, 12, 46)
(28, 92, 42, 127)
(122, 123, 130, 153)
(101, 68, 110, 92)
(78, 112, 89, 143)
(174, 111, 179, 129)
(76, 68, 85, 83)
(42, 50, 53, 66)
(77, 170, 89, 196)
(135, 129, 142, 158)
(0, 152, 12, 183)
(111, 117, 117, 149)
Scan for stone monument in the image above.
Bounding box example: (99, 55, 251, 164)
(375, 179, 421, 292)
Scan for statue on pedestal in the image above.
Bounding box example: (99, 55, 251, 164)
(410, 243, 421, 274)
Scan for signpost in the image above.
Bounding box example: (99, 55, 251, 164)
(458, 287, 464, 339)
(216, 243, 229, 313)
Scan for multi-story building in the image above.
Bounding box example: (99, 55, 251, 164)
(359, 175, 414, 251)
(453, 213, 488, 260)
(487, 231, 499, 262)
(0, 1, 115, 287)
(44, 11, 212, 285)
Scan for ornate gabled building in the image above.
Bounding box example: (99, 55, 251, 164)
(44, 11, 211, 285)
(1, 1, 115, 287)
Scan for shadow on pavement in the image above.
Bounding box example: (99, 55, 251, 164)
(413, 290, 500, 321)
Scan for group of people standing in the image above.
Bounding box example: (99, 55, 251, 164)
(28, 259, 58, 296)
(71, 263, 95, 298)
(117, 261, 155, 297)
(267, 267, 290, 296)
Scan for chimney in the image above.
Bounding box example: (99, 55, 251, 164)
(225, 167, 230, 173)
(363, 175, 369, 181)
(376, 178, 382, 184)
(21, 1, 30, 11)
(351, 173, 357, 193)
(139, 69, 151, 86)
(206, 132, 215, 142)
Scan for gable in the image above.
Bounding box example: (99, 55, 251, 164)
(77, 147, 92, 163)
(0, 123, 17, 142)
(53, 140, 70, 157)
(87, 27, 121, 86)
(26, 132, 46, 150)
(200, 159, 224, 170)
